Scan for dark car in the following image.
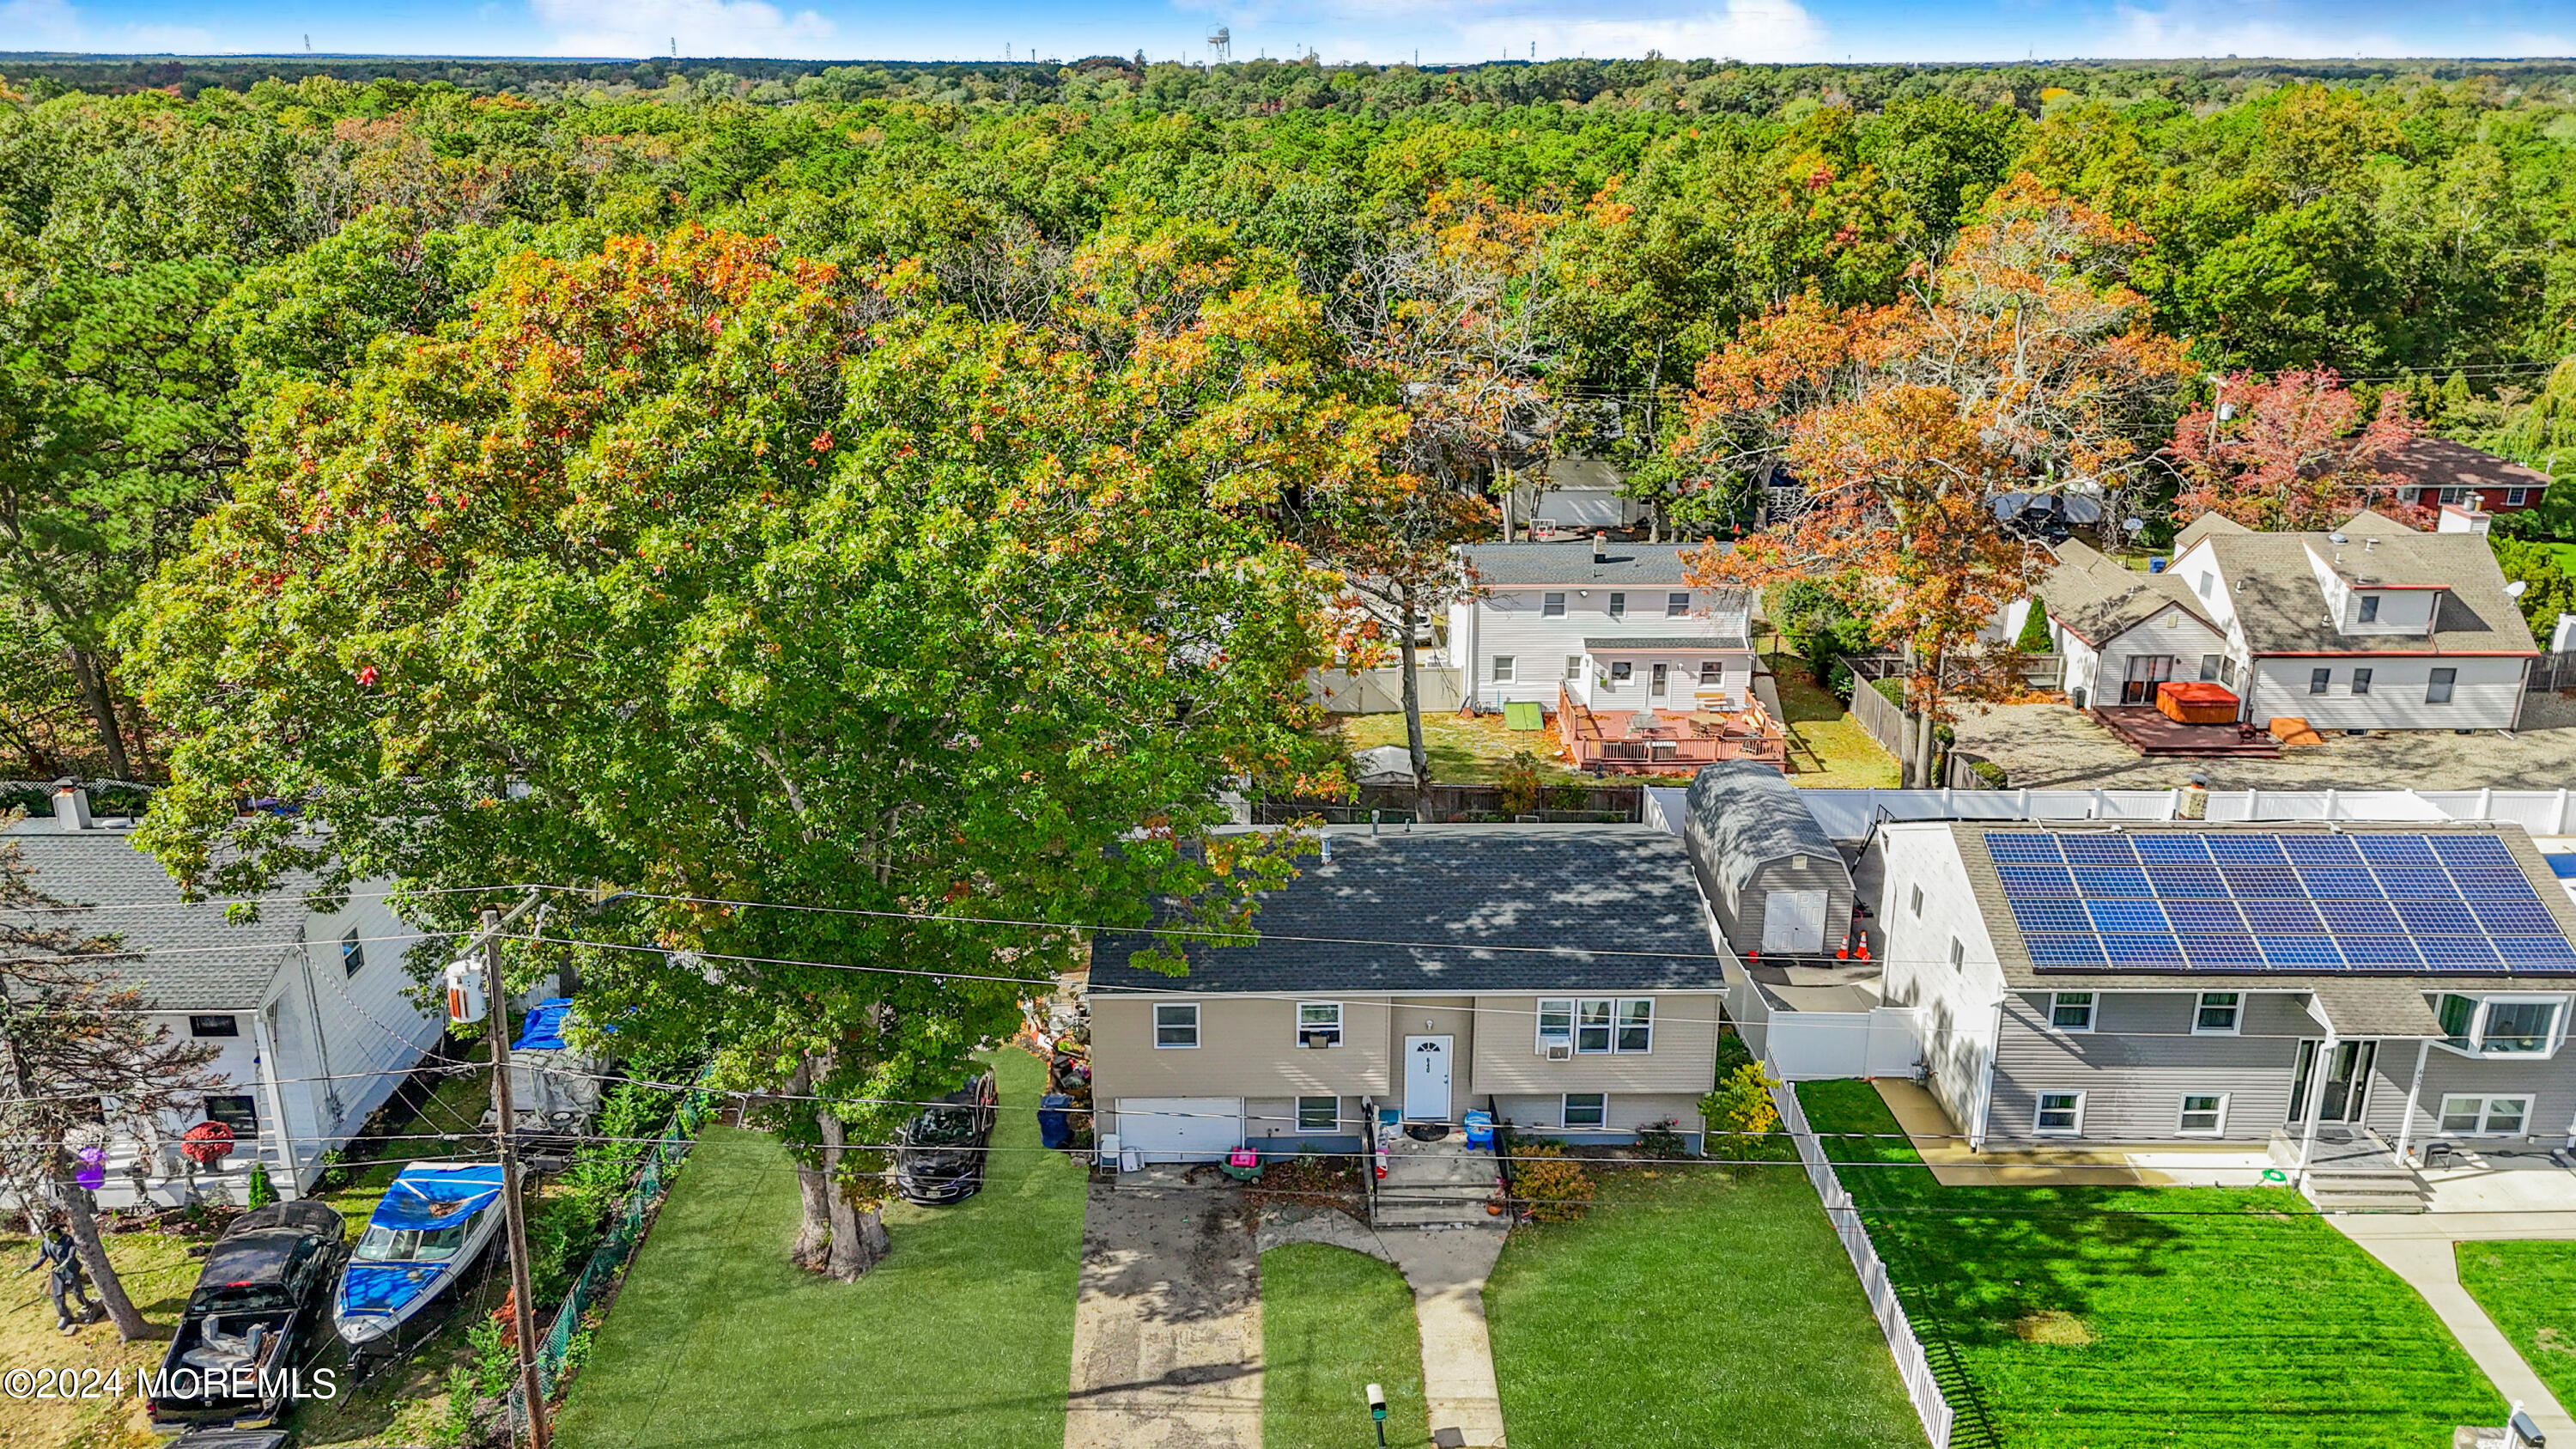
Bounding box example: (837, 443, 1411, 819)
(893, 1072, 999, 1206)
(149, 1200, 349, 1432)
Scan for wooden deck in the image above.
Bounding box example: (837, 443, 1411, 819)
(2091, 707, 2281, 758)
(1556, 685, 1787, 776)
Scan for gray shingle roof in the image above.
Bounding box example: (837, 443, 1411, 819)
(1461, 541, 1734, 588)
(1582, 635, 1750, 652)
(1, 819, 308, 1010)
(1089, 826, 1726, 995)
(2034, 539, 2214, 647)
(1684, 761, 1843, 903)
(2183, 514, 2537, 657)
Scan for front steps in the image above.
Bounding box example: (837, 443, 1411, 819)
(1374, 1128, 1501, 1227)
(2270, 1127, 2430, 1213)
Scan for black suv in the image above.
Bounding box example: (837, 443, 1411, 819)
(892, 1072, 999, 1205)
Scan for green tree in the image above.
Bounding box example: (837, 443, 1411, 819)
(2016, 594, 2052, 652)
(126, 222, 1367, 1274)
(2491, 538, 2576, 639)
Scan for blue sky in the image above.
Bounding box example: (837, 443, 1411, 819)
(4, 0, 2569, 68)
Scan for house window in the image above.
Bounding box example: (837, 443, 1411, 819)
(2439, 1095, 2531, 1135)
(1562, 1093, 1607, 1129)
(2219, 656, 2238, 687)
(1296, 1002, 1344, 1049)
(2507, 488, 2530, 507)
(1297, 1096, 1340, 1132)
(2049, 992, 2096, 1032)
(1911, 885, 1924, 917)
(2199, 654, 2221, 681)
(1493, 655, 1516, 684)
(204, 1095, 258, 1135)
(2196, 574, 2213, 599)
(1698, 661, 1723, 685)
(2352, 667, 2372, 695)
(2194, 992, 2242, 1035)
(1536, 999, 1573, 1054)
(1607, 592, 1626, 618)
(1153, 1002, 1200, 1048)
(1666, 592, 1691, 618)
(341, 927, 366, 977)
(1542, 593, 1565, 618)
(2178, 1093, 2228, 1135)
(1949, 937, 1965, 971)
(2034, 1092, 2085, 1135)
(2436, 995, 2563, 1056)
(1616, 999, 1654, 1053)
(1564, 655, 1583, 681)
(2358, 594, 2380, 624)
(1576, 999, 1614, 1053)
(189, 1014, 240, 1038)
(1608, 661, 1632, 683)
(2427, 668, 2457, 704)
(2309, 667, 2330, 695)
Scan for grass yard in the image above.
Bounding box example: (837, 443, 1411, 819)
(1763, 653, 1902, 789)
(1261, 1244, 1431, 1449)
(551, 1046, 1084, 1449)
(1485, 1162, 1928, 1449)
(1800, 1081, 2505, 1448)
(1334, 710, 1589, 784)
(2458, 1241, 2576, 1412)
(0, 1227, 196, 1449)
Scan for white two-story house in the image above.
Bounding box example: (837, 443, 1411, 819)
(1448, 539, 1755, 716)
(2030, 509, 2537, 731)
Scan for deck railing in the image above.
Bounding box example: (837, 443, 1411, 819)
(1553, 685, 1787, 774)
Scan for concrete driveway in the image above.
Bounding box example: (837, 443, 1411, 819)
(1066, 1173, 1263, 1449)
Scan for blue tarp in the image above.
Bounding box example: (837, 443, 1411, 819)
(2549, 854, 2576, 880)
(370, 1164, 504, 1232)
(513, 998, 574, 1051)
(339, 1262, 440, 1316)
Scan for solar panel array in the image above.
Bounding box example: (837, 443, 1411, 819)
(1984, 831, 2576, 975)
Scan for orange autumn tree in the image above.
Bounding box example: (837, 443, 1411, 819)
(2170, 368, 2428, 533)
(1675, 177, 2190, 785)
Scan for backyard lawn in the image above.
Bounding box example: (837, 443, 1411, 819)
(1764, 653, 1902, 789)
(1485, 1162, 1928, 1448)
(2458, 1240, 2576, 1413)
(1800, 1080, 2505, 1448)
(1334, 710, 1590, 784)
(1261, 1243, 1431, 1449)
(552, 1047, 1084, 1449)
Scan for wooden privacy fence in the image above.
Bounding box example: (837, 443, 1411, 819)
(1252, 783, 1643, 825)
(2530, 651, 2576, 693)
(1850, 676, 1914, 758)
(1771, 1081, 1959, 1449)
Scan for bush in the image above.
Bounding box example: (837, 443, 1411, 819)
(1510, 1141, 1595, 1222)
(1713, 1026, 1754, 1079)
(1699, 1062, 1785, 1160)
(245, 1161, 276, 1209)
(2015, 595, 2052, 653)
(1970, 758, 2007, 787)
(1825, 658, 1855, 702)
(1632, 1118, 1691, 1160)
(1498, 750, 1542, 817)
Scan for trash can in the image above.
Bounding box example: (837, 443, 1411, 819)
(1462, 1110, 1495, 1150)
(1038, 1093, 1072, 1150)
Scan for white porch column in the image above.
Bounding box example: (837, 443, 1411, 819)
(2294, 1029, 2336, 1174)
(2394, 1038, 2433, 1165)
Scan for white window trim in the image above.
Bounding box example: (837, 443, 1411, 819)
(1564, 655, 1583, 681)
(2033, 1091, 2087, 1136)
(1541, 592, 1565, 618)
(2176, 1092, 2229, 1137)
(1561, 1092, 1608, 1129)
(2437, 994, 2569, 1060)
(1607, 592, 1627, 618)
(1492, 654, 1517, 684)
(1535, 998, 1573, 1055)
(1295, 1001, 1344, 1049)
(1153, 1002, 1200, 1049)
(2438, 1093, 2535, 1136)
(2192, 992, 2242, 1037)
(1666, 592, 1691, 618)
(2048, 992, 2097, 1033)
(1614, 998, 1655, 1055)
(1295, 1095, 1341, 1132)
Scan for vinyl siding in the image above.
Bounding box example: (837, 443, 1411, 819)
(1451, 588, 1752, 712)
(1492, 1091, 1704, 1140)
(1733, 857, 1854, 956)
(2243, 655, 2526, 731)
(1988, 991, 2314, 1143)
(1091, 995, 1394, 1103)
(2095, 606, 2234, 706)
(2361, 1040, 2576, 1148)
(1872, 825, 2008, 1139)
(1470, 992, 1721, 1096)
(1244, 1094, 1367, 1149)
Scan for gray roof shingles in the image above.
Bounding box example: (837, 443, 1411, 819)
(1685, 761, 1843, 901)
(2177, 513, 2537, 657)
(1, 820, 310, 1011)
(1090, 827, 1727, 995)
(1581, 635, 1751, 652)
(1460, 541, 1735, 588)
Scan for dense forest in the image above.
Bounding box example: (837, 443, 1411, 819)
(3, 54, 2575, 781)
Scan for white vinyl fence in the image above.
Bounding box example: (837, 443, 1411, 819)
(1772, 1081, 1956, 1449)
(1783, 787, 2576, 842)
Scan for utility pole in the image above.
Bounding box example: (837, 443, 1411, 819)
(452, 895, 551, 1449)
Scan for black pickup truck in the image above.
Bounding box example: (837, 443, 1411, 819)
(147, 1201, 349, 1432)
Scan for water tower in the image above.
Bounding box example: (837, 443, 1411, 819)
(1207, 26, 1231, 62)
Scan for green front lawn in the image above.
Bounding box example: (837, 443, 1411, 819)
(1334, 710, 1590, 785)
(552, 1047, 1084, 1449)
(1763, 653, 1901, 788)
(1261, 1243, 1431, 1449)
(1485, 1163, 1928, 1449)
(2458, 1241, 2576, 1413)
(1800, 1080, 2504, 1448)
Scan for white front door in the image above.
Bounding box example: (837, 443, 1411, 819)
(1403, 1036, 1453, 1121)
(1762, 888, 1829, 953)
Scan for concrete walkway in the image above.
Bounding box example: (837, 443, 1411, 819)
(1258, 1208, 1511, 1448)
(2332, 1213, 2576, 1441)
(1067, 1177, 1262, 1449)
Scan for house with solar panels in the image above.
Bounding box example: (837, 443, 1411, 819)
(1868, 819, 2576, 1192)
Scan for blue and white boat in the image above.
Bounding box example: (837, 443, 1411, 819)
(332, 1162, 507, 1349)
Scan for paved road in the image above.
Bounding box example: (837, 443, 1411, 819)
(1066, 1179, 1263, 1449)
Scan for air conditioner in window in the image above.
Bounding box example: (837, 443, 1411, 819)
(1301, 1031, 1337, 1049)
(1543, 1042, 1573, 1062)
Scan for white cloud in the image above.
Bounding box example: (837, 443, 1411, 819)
(1455, 0, 1829, 63)
(530, 0, 837, 58)
(3, 0, 85, 49)
(2104, 2, 2403, 58)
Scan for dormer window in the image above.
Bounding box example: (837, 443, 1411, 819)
(2358, 594, 2379, 624)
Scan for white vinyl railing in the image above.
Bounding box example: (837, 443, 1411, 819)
(1771, 1081, 1955, 1449)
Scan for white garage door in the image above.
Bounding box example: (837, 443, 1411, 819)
(1115, 1098, 1243, 1163)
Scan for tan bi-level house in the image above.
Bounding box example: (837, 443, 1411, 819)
(1086, 825, 1731, 1162)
